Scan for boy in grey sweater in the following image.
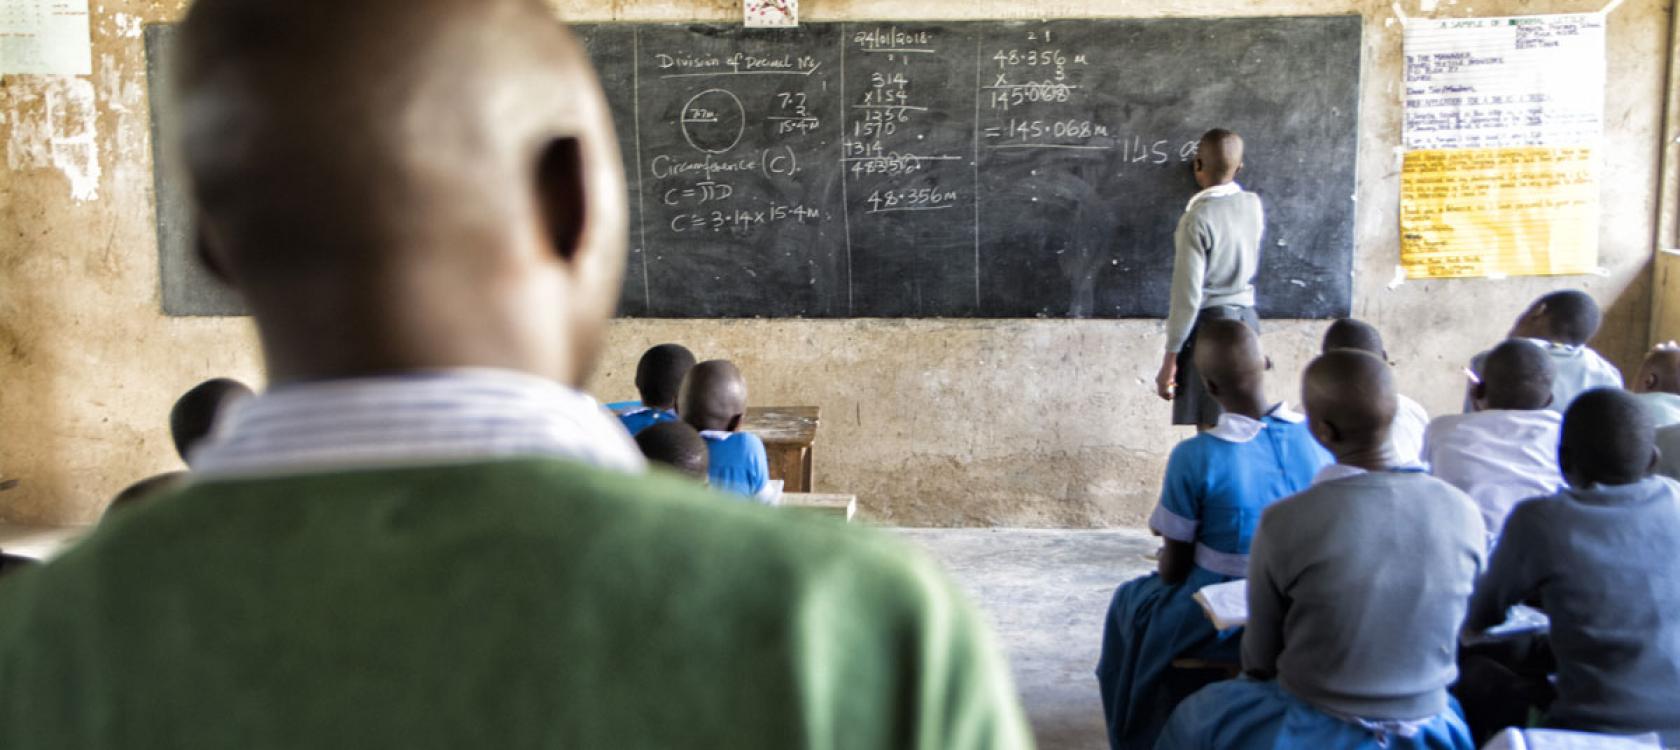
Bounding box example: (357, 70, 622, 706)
(1459, 388, 1680, 744)
(1158, 350, 1484, 750)
(1155, 129, 1265, 428)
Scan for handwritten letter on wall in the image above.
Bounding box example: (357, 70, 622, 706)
(1400, 14, 1604, 279)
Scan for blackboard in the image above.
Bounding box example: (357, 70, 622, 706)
(148, 17, 1362, 319)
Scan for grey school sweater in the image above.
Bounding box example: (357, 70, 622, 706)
(1244, 470, 1486, 720)
(1465, 476, 1680, 737)
(1164, 189, 1264, 353)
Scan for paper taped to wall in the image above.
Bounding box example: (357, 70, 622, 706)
(0, 0, 92, 76)
(1399, 14, 1605, 279)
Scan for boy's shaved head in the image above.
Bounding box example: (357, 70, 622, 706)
(1321, 319, 1386, 359)
(1511, 290, 1602, 346)
(681, 360, 748, 433)
(176, 0, 627, 386)
(1303, 349, 1397, 454)
(636, 344, 697, 410)
(1634, 348, 1680, 395)
(169, 378, 253, 461)
(1195, 129, 1245, 184)
(1478, 339, 1556, 411)
(1561, 388, 1657, 487)
(635, 422, 710, 481)
(1193, 319, 1267, 413)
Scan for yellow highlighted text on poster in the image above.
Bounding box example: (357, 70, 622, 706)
(1400, 146, 1599, 280)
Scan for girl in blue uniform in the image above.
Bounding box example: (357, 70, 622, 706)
(1097, 320, 1330, 750)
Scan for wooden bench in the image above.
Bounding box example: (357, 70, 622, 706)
(781, 492, 856, 522)
(742, 406, 820, 493)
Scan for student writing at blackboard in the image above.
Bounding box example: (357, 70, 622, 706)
(1154, 130, 1266, 429)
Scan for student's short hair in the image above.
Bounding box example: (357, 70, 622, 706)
(1321, 319, 1385, 358)
(1562, 388, 1654, 485)
(169, 379, 253, 461)
(1481, 339, 1556, 411)
(635, 421, 709, 481)
(635, 344, 697, 408)
(1533, 290, 1602, 346)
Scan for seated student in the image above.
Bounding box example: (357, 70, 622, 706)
(1098, 320, 1330, 750)
(1426, 340, 1565, 542)
(681, 360, 772, 501)
(1321, 318, 1430, 466)
(634, 421, 709, 482)
(1458, 389, 1680, 744)
(617, 344, 696, 436)
(1630, 343, 1680, 428)
(1159, 349, 1484, 750)
(0, 2, 1032, 747)
(106, 378, 255, 518)
(1466, 291, 1622, 414)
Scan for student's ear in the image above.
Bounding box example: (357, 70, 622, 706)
(1203, 378, 1221, 398)
(1263, 356, 1274, 372)
(1558, 445, 1580, 488)
(535, 136, 587, 265)
(1192, 157, 1203, 174)
(1648, 446, 1662, 477)
(1471, 382, 1488, 411)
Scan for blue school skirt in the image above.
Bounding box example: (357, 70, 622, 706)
(1098, 566, 1241, 750)
(1156, 679, 1475, 750)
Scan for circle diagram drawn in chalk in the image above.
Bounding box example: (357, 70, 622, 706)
(680, 89, 746, 154)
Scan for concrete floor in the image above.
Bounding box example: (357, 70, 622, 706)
(897, 528, 1157, 750)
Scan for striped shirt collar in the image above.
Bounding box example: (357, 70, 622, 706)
(1185, 181, 1244, 212)
(1312, 463, 1428, 486)
(191, 369, 646, 479)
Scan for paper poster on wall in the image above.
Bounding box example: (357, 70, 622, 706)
(1399, 14, 1605, 279)
(0, 0, 91, 75)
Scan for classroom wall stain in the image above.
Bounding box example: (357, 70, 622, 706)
(0, 0, 1669, 527)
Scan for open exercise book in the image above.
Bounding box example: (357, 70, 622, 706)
(1194, 579, 1551, 642)
(1193, 579, 1249, 630)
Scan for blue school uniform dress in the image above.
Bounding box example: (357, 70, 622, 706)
(1095, 406, 1329, 750)
(618, 406, 678, 437)
(1157, 678, 1473, 750)
(700, 430, 770, 500)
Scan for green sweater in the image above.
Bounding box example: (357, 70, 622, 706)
(0, 459, 1032, 749)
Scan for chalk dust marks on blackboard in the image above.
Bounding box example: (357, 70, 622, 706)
(838, 36, 853, 313)
(631, 29, 650, 309)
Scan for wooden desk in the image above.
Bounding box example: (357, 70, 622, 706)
(743, 406, 820, 493)
(782, 493, 857, 522)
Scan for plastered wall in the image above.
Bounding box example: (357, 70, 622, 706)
(0, 0, 1669, 527)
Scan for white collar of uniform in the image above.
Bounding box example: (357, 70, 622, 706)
(698, 430, 734, 441)
(1313, 464, 1367, 486)
(1312, 462, 1427, 486)
(1185, 181, 1244, 212)
(1516, 336, 1582, 356)
(1205, 403, 1303, 444)
(190, 368, 646, 478)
